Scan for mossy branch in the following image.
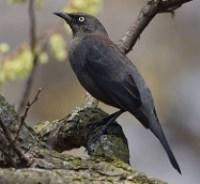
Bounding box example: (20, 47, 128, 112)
(0, 94, 166, 183)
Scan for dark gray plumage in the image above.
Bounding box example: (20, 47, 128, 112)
(54, 12, 181, 174)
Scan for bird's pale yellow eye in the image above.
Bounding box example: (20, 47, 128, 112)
(78, 16, 85, 22)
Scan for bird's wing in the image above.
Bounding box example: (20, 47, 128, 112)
(82, 35, 142, 110)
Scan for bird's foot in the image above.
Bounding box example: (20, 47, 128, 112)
(87, 110, 124, 142)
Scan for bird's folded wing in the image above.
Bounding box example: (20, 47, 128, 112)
(83, 36, 141, 109)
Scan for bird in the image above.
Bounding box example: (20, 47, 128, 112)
(54, 12, 181, 174)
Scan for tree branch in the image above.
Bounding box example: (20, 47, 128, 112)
(118, 0, 192, 54)
(17, 0, 38, 114)
(0, 94, 165, 183)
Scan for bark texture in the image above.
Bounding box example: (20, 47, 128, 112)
(0, 94, 166, 184)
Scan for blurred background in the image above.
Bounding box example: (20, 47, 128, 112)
(0, 0, 199, 183)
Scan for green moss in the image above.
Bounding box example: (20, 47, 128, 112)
(132, 174, 167, 184)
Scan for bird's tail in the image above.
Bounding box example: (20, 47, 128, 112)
(134, 109, 181, 174)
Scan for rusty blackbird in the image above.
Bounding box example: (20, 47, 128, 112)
(54, 12, 181, 174)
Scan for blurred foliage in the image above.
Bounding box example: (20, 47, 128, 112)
(0, 45, 32, 86)
(0, 0, 103, 88)
(7, 0, 44, 8)
(0, 43, 10, 54)
(65, 0, 102, 15)
(49, 34, 67, 62)
(0, 45, 49, 86)
(39, 52, 48, 64)
(7, 0, 27, 4)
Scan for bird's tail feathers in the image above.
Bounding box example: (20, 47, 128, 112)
(149, 113, 181, 174)
(133, 109, 181, 174)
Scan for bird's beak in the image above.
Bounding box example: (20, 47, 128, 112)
(54, 12, 72, 23)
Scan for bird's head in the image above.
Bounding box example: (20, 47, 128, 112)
(54, 12, 108, 37)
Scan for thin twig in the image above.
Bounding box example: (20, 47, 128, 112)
(17, 0, 38, 114)
(17, 26, 63, 115)
(0, 117, 29, 164)
(14, 88, 42, 141)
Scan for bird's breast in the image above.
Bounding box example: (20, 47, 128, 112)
(69, 40, 85, 73)
(68, 38, 96, 93)
(68, 38, 118, 107)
